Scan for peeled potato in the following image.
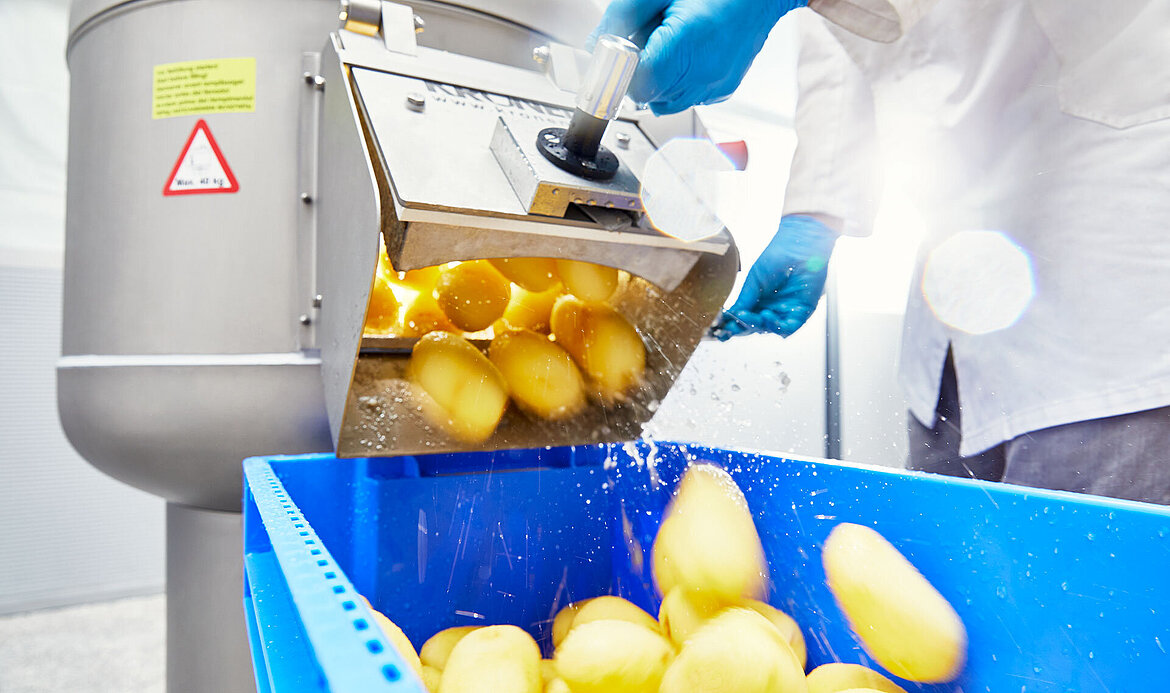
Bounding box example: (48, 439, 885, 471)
(410, 332, 509, 443)
(403, 292, 460, 337)
(497, 283, 563, 333)
(550, 295, 587, 356)
(659, 608, 807, 693)
(552, 599, 595, 648)
(397, 266, 443, 291)
(490, 258, 559, 292)
(421, 664, 442, 692)
(571, 596, 660, 634)
(540, 659, 558, 686)
(434, 261, 512, 332)
(658, 588, 720, 647)
(488, 330, 586, 420)
(554, 619, 674, 693)
(363, 274, 401, 334)
(440, 625, 542, 693)
(420, 626, 483, 671)
(740, 599, 807, 670)
(823, 523, 967, 683)
(652, 464, 768, 603)
(556, 259, 618, 302)
(369, 609, 424, 679)
(579, 305, 646, 402)
(551, 298, 646, 403)
(806, 663, 908, 693)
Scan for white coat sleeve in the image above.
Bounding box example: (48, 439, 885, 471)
(781, 12, 881, 238)
(808, 0, 938, 42)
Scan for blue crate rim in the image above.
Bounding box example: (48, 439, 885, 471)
(244, 456, 426, 692)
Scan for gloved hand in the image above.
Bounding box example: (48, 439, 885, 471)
(589, 0, 808, 114)
(713, 215, 838, 339)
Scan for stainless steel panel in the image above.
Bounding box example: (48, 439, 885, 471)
(63, 0, 338, 356)
(167, 504, 252, 693)
(57, 357, 332, 511)
(315, 38, 384, 446)
(69, 0, 598, 52)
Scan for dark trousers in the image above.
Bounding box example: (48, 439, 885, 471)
(907, 351, 1170, 505)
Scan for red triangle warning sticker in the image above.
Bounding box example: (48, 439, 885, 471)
(163, 119, 239, 196)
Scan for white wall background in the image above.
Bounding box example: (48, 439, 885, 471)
(0, 0, 165, 614)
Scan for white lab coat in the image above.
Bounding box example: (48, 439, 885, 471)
(788, 0, 1170, 455)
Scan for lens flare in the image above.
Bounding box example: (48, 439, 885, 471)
(640, 138, 734, 242)
(922, 230, 1035, 335)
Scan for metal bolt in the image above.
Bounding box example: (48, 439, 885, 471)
(312, 294, 323, 308)
(413, 14, 425, 33)
(615, 132, 631, 149)
(299, 314, 312, 326)
(300, 192, 312, 204)
(532, 45, 550, 65)
(304, 73, 325, 90)
(406, 92, 426, 112)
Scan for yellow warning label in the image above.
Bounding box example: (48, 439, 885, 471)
(152, 58, 255, 119)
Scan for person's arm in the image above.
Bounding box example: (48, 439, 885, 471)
(589, 0, 935, 114)
(715, 13, 881, 339)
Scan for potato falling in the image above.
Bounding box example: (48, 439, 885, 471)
(363, 273, 400, 334)
(434, 260, 512, 332)
(823, 523, 967, 683)
(652, 464, 768, 603)
(403, 292, 460, 337)
(409, 332, 508, 443)
(489, 257, 559, 292)
(550, 296, 646, 403)
(496, 283, 562, 334)
(488, 329, 585, 421)
(555, 259, 618, 302)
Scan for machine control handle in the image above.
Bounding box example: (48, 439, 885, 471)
(575, 34, 640, 121)
(539, 35, 640, 177)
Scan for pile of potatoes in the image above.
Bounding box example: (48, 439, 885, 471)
(363, 246, 648, 443)
(365, 463, 968, 692)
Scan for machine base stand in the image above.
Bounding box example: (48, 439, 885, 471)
(166, 503, 253, 693)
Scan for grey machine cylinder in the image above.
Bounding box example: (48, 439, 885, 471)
(60, 2, 604, 691)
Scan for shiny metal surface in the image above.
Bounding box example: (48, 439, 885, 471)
(315, 38, 384, 447)
(57, 355, 332, 511)
(576, 34, 639, 120)
(167, 504, 252, 693)
(341, 0, 382, 36)
(490, 116, 645, 217)
(69, 0, 599, 50)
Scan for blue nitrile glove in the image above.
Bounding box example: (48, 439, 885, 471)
(589, 0, 808, 114)
(714, 215, 838, 339)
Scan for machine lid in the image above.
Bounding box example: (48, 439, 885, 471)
(70, 0, 603, 49)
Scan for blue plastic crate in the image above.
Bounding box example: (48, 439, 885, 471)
(243, 442, 1170, 693)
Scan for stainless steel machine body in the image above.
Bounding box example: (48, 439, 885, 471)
(313, 27, 737, 457)
(59, 1, 737, 690)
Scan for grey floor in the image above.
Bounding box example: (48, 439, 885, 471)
(0, 594, 165, 693)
